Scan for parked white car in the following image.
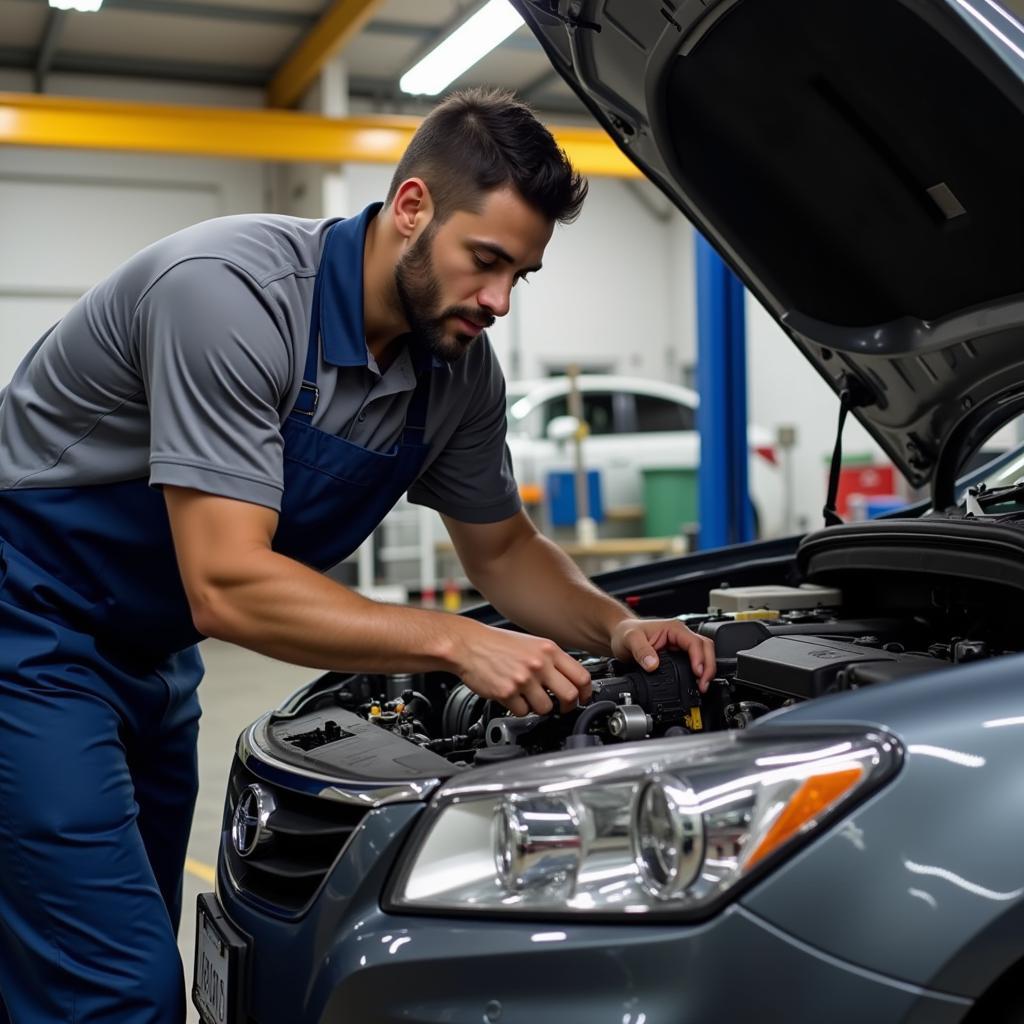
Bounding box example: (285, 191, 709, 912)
(505, 375, 785, 538)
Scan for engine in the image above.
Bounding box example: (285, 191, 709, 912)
(271, 582, 1009, 769)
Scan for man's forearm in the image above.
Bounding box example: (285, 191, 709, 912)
(192, 547, 471, 674)
(466, 530, 632, 654)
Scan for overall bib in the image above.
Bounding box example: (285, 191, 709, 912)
(0, 216, 433, 1023)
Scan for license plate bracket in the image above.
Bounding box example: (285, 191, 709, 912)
(192, 892, 249, 1024)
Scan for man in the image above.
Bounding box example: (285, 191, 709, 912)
(0, 88, 714, 1021)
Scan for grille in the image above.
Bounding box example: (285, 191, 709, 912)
(223, 757, 368, 913)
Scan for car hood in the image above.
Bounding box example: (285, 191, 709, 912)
(515, 0, 1024, 506)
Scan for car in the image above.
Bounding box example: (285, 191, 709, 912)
(194, 1, 1024, 1021)
(505, 374, 785, 536)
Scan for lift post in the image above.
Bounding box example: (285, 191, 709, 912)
(696, 235, 755, 549)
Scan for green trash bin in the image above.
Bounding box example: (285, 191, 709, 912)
(642, 467, 698, 537)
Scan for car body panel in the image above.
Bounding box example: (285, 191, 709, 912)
(309, 905, 968, 1024)
(225, 814, 970, 1024)
(742, 655, 1024, 995)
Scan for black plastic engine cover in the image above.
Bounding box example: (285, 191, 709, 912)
(699, 617, 909, 658)
(266, 708, 454, 779)
(735, 636, 937, 699)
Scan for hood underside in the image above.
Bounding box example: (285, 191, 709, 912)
(517, 0, 1024, 499)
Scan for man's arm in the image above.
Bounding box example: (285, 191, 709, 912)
(444, 510, 716, 690)
(164, 486, 592, 716)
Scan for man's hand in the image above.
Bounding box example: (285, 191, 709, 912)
(454, 623, 593, 717)
(610, 618, 717, 692)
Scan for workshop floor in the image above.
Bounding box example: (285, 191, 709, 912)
(179, 639, 314, 1024)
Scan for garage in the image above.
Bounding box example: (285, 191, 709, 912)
(2, 1, 1024, 1022)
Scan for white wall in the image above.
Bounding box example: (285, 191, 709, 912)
(745, 296, 887, 532)
(0, 79, 268, 384)
(0, 145, 267, 383)
(509, 178, 679, 381)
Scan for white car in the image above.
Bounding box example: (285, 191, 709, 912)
(505, 375, 784, 538)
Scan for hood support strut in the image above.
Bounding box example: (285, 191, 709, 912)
(822, 375, 875, 528)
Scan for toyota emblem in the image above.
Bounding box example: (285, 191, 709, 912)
(231, 784, 276, 858)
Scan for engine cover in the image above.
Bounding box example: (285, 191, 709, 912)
(735, 636, 936, 699)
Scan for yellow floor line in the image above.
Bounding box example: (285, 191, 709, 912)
(185, 857, 216, 885)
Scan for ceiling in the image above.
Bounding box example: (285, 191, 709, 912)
(8, 0, 1023, 121)
(0, 0, 586, 115)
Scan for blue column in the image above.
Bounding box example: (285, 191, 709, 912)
(696, 234, 754, 549)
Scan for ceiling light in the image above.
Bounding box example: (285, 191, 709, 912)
(400, 0, 524, 96)
(49, 0, 104, 10)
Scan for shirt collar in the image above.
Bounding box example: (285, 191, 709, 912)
(319, 201, 449, 375)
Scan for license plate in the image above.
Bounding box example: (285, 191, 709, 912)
(192, 893, 248, 1024)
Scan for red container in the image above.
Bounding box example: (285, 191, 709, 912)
(835, 462, 896, 519)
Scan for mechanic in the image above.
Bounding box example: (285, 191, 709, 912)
(0, 88, 715, 1022)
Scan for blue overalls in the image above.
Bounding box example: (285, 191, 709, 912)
(0, 212, 434, 1023)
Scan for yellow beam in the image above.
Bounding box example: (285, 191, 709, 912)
(0, 92, 642, 178)
(267, 0, 390, 109)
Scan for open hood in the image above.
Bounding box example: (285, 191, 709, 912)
(516, 0, 1024, 507)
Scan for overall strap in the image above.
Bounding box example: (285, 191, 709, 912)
(401, 370, 433, 445)
(291, 223, 341, 418)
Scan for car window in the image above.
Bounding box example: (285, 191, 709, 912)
(635, 394, 694, 432)
(583, 393, 616, 435)
(536, 392, 617, 436)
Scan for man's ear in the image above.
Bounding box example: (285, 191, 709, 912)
(391, 178, 434, 240)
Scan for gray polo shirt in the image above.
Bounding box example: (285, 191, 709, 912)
(0, 205, 521, 525)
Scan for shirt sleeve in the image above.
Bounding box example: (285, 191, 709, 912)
(133, 258, 293, 511)
(407, 337, 522, 523)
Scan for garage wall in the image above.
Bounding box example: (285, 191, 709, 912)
(0, 146, 267, 384)
(745, 297, 886, 532)
(0, 75, 268, 385)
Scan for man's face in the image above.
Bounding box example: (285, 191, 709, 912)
(394, 186, 553, 363)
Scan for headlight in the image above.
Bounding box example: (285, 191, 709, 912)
(633, 775, 703, 899)
(388, 728, 900, 919)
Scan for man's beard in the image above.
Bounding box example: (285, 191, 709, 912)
(394, 226, 494, 364)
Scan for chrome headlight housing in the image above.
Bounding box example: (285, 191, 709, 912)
(388, 727, 900, 919)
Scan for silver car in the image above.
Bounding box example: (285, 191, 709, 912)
(195, 1, 1024, 1021)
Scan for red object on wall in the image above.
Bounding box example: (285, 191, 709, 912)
(835, 463, 896, 518)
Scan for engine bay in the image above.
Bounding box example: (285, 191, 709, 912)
(265, 563, 1019, 776)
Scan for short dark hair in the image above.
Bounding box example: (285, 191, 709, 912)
(385, 87, 588, 225)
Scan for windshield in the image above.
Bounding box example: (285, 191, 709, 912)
(980, 449, 1024, 491)
(951, 426, 1024, 516)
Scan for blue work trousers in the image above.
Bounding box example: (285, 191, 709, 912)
(0, 588, 201, 1023)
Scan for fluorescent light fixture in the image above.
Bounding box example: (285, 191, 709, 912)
(400, 0, 524, 96)
(49, 0, 104, 10)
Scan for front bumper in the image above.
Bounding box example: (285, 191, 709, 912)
(215, 800, 971, 1024)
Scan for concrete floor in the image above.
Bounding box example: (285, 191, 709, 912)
(178, 639, 314, 1023)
